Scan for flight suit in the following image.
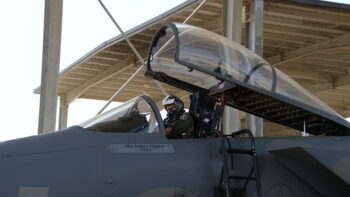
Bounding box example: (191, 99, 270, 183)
(164, 111, 194, 139)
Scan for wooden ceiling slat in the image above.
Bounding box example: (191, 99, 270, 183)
(169, 15, 205, 23)
(64, 56, 135, 105)
(102, 48, 131, 56)
(306, 56, 350, 66)
(204, 1, 222, 9)
(77, 63, 109, 72)
(317, 97, 350, 107)
(266, 1, 350, 18)
(263, 28, 327, 44)
(264, 39, 307, 49)
(263, 46, 290, 54)
(87, 58, 121, 66)
(79, 93, 132, 102)
(87, 86, 171, 97)
(92, 84, 178, 95)
(63, 73, 92, 81)
(315, 52, 350, 60)
(264, 14, 349, 35)
(317, 91, 350, 100)
(183, 7, 220, 16)
(267, 34, 350, 65)
(292, 61, 350, 73)
(60, 77, 86, 84)
(96, 81, 180, 92)
(82, 89, 166, 99)
(70, 68, 103, 76)
(130, 34, 154, 42)
(263, 32, 318, 45)
(306, 73, 350, 94)
(282, 61, 349, 74)
(264, 23, 336, 40)
(279, 67, 331, 82)
(58, 83, 77, 89)
(95, 52, 126, 61)
(265, 3, 350, 26)
(83, 60, 114, 67)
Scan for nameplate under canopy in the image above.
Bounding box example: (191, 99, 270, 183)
(107, 144, 175, 153)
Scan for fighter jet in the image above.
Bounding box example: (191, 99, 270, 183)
(1, 23, 349, 197)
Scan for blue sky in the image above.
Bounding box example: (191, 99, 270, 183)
(0, 0, 349, 141)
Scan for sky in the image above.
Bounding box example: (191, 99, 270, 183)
(0, 0, 349, 142)
(326, 0, 350, 3)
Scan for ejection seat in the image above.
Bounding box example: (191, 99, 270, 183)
(188, 92, 218, 138)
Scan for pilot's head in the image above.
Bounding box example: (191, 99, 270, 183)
(163, 94, 184, 115)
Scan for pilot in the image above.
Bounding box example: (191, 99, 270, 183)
(163, 95, 194, 139)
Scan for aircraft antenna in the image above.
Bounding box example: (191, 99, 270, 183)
(96, 0, 207, 115)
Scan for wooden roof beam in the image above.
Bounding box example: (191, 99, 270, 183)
(267, 33, 350, 65)
(305, 73, 350, 94)
(282, 62, 349, 75)
(264, 3, 350, 26)
(263, 24, 334, 40)
(264, 14, 348, 35)
(265, 1, 350, 18)
(280, 67, 331, 81)
(63, 55, 134, 105)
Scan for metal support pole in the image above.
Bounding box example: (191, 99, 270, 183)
(222, 0, 243, 135)
(245, 0, 264, 137)
(59, 96, 68, 130)
(97, 0, 167, 115)
(97, 63, 146, 115)
(96, 0, 207, 115)
(302, 120, 309, 136)
(38, 0, 63, 134)
(183, 0, 207, 24)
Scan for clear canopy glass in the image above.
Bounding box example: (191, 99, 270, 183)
(80, 95, 163, 133)
(148, 23, 350, 131)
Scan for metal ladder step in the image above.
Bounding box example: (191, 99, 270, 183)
(218, 129, 262, 197)
(227, 148, 254, 155)
(230, 175, 257, 181)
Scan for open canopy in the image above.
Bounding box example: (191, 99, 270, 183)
(146, 23, 350, 135)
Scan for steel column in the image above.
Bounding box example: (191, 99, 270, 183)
(245, 0, 264, 137)
(38, 0, 63, 133)
(222, 0, 243, 134)
(59, 96, 68, 130)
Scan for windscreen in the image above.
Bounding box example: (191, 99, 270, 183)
(80, 96, 162, 133)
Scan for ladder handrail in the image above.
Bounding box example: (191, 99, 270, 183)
(220, 129, 262, 197)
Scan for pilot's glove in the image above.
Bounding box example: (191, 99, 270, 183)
(165, 127, 172, 135)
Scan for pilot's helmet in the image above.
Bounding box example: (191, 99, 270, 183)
(163, 94, 184, 115)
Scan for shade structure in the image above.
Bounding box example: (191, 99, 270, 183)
(147, 23, 350, 135)
(33, 0, 350, 135)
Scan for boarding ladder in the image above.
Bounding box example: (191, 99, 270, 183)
(217, 129, 262, 197)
